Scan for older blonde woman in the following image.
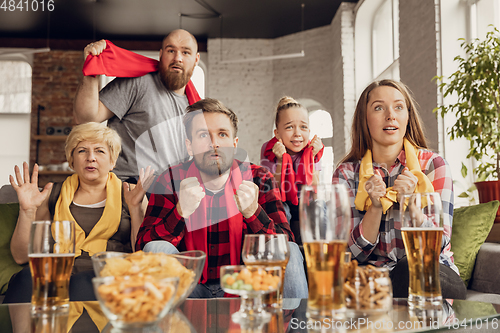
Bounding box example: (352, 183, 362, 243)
(4, 122, 153, 303)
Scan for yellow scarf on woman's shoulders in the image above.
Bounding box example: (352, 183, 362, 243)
(354, 139, 434, 213)
(53, 173, 122, 257)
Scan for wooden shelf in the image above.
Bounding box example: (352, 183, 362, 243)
(33, 135, 68, 141)
(38, 170, 74, 175)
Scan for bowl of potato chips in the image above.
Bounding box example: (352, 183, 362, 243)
(92, 250, 206, 309)
(93, 274, 179, 329)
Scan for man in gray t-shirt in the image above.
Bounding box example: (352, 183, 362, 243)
(100, 73, 189, 179)
(73, 29, 200, 181)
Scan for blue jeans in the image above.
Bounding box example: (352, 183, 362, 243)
(143, 240, 308, 299)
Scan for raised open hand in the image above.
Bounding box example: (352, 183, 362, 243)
(9, 162, 52, 212)
(123, 166, 155, 209)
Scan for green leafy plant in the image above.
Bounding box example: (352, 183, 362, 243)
(455, 162, 479, 205)
(435, 26, 500, 181)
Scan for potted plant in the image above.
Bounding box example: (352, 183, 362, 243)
(435, 26, 500, 220)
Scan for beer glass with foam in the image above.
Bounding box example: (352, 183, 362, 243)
(401, 192, 444, 309)
(29, 220, 75, 313)
(299, 184, 351, 319)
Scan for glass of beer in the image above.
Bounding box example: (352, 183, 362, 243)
(29, 220, 75, 314)
(299, 184, 351, 319)
(241, 234, 290, 308)
(401, 192, 444, 309)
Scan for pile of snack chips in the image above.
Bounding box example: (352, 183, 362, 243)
(99, 251, 195, 303)
(221, 267, 280, 292)
(97, 275, 176, 323)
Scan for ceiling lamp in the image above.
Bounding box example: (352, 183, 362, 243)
(219, 51, 305, 64)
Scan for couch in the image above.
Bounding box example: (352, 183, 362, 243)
(1, 184, 500, 304)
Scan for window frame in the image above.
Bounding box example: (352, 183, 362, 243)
(371, 0, 400, 81)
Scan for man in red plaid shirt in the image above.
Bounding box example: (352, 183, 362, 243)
(136, 98, 308, 298)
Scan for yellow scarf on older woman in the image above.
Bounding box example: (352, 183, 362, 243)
(68, 302, 108, 332)
(53, 173, 122, 257)
(354, 138, 434, 214)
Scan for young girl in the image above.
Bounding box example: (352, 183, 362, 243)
(332, 79, 466, 299)
(260, 96, 324, 244)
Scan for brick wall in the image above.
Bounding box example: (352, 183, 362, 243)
(273, 26, 333, 115)
(399, 0, 439, 150)
(207, 39, 275, 164)
(205, 3, 356, 165)
(30, 50, 83, 184)
(27, 19, 354, 173)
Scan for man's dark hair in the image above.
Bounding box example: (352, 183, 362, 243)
(183, 98, 239, 140)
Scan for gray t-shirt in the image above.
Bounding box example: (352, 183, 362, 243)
(100, 72, 189, 180)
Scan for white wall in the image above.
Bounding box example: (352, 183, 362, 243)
(0, 52, 32, 186)
(399, 0, 439, 150)
(439, 0, 474, 207)
(0, 114, 31, 185)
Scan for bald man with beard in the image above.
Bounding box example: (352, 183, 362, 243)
(74, 29, 200, 182)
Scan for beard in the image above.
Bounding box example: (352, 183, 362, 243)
(193, 147, 234, 176)
(159, 61, 194, 91)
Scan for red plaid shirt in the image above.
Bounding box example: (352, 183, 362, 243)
(136, 159, 293, 281)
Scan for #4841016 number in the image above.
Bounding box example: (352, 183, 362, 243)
(0, 0, 55, 11)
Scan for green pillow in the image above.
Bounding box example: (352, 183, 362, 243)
(451, 200, 499, 287)
(452, 299, 497, 319)
(0, 203, 23, 294)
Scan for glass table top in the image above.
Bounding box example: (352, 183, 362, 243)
(1, 298, 499, 332)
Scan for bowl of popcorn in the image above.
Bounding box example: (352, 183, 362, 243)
(92, 250, 206, 308)
(93, 274, 179, 329)
(343, 261, 393, 315)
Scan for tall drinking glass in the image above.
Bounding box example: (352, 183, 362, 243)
(241, 234, 290, 308)
(29, 220, 75, 313)
(400, 192, 443, 309)
(299, 184, 351, 319)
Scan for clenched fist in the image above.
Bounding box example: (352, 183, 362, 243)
(176, 177, 206, 218)
(272, 139, 287, 161)
(365, 169, 387, 209)
(308, 135, 323, 157)
(84, 39, 107, 60)
(393, 167, 418, 203)
(234, 180, 260, 218)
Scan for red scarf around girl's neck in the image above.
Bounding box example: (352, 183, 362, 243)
(263, 137, 324, 205)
